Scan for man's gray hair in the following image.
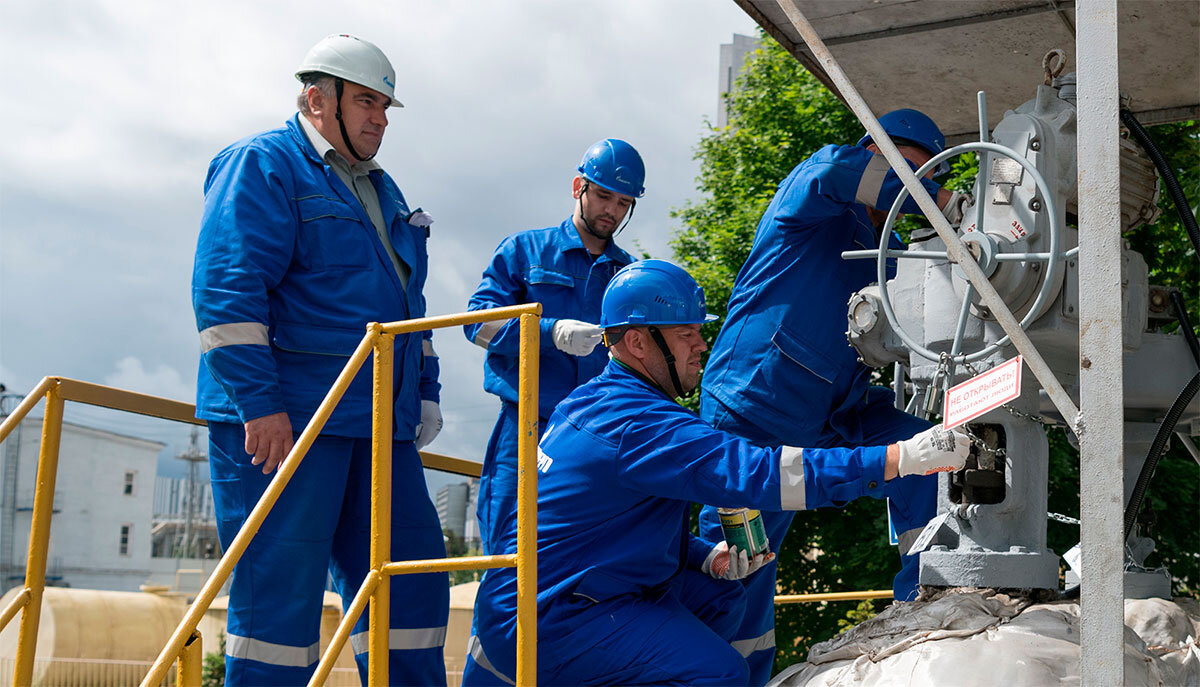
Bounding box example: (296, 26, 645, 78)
(297, 74, 336, 115)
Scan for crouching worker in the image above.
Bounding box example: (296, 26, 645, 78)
(462, 260, 969, 686)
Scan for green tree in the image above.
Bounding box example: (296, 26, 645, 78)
(672, 31, 1199, 673)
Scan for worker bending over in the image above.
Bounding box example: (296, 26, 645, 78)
(462, 260, 968, 686)
(463, 140, 642, 553)
(698, 108, 970, 684)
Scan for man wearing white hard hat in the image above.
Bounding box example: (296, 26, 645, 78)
(192, 34, 447, 686)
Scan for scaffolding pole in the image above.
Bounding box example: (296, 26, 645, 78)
(1076, 1, 1125, 685)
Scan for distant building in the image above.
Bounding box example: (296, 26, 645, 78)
(718, 33, 762, 127)
(0, 414, 163, 592)
(0, 410, 225, 596)
(436, 479, 479, 548)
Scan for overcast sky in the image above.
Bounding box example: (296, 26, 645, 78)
(0, 1, 759, 492)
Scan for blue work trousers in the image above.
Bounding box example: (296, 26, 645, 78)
(209, 422, 449, 687)
(462, 568, 749, 686)
(477, 402, 545, 555)
(698, 394, 933, 687)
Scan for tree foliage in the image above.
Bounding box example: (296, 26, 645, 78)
(671, 31, 1199, 674)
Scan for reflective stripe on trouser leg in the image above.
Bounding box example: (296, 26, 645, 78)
(698, 396, 791, 687)
(462, 636, 516, 686)
(330, 437, 449, 687)
(699, 507, 794, 687)
(208, 423, 353, 687)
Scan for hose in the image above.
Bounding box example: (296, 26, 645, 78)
(1172, 289, 1200, 367)
(1061, 112, 1199, 600)
(1124, 372, 1200, 542)
(1062, 370, 1200, 601)
(1119, 110, 1200, 256)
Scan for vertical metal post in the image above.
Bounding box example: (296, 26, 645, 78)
(1076, 1, 1125, 685)
(14, 383, 64, 687)
(515, 312, 539, 686)
(177, 631, 203, 687)
(369, 326, 393, 687)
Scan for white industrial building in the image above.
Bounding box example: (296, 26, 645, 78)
(0, 412, 223, 596)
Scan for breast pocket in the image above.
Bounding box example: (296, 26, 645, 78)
(526, 266, 577, 309)
(296, 195, 372, 270)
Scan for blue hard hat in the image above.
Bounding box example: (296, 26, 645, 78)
(600, 260, 718, 329)
(578, 139, 646, 198)
(857, 109, 949, 175)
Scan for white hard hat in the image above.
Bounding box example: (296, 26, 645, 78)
(296, 34, 402, 108)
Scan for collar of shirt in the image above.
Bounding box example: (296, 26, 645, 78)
(557, 217, 633, 264)
(298, 113, 381, 177)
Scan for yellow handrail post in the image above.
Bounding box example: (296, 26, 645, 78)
(177, 631, 203, 687)
(14, 381, 65, 687)
(515, 311, 540, 687)
(368, 326, 394, 687)
(139, 335, 375, 687)
(310, 570, 381, 687)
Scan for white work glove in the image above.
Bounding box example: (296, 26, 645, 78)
(702, 541, 775, 581)
(941, 190, 973, 226)
(414, 400, 443, 450)
(897, 427, 971, 477)
(406, 208, 434, 229)
(551, 319, 603, 357)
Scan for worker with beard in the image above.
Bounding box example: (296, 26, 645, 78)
(461, 260, 970, 686)
(463, 139, 642, 554)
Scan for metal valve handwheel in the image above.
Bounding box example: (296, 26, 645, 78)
(864, 140, 1067, 365)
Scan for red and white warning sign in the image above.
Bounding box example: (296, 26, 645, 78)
(942, 356, 1023, 430)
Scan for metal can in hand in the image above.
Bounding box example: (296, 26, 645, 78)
(717, 507, 769, 557)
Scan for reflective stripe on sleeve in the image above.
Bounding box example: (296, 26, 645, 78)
(854, 154, 892, 207)
(473, 319, 509, 348)
(199, 322, 269, 353)
(422, 339, 438, 357)
(779, 446, 807, 510)
(467, 635, 516, 685)
(731, 629, 776, 657)
(225, 632, 319, 668)
(349, 626, 447, 655)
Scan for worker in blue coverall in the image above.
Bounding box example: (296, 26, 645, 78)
(697, 109, 973, 685)
(192, 34, 449, 687)
(461, 260, 970, 686)
(463, 139, 642, 554)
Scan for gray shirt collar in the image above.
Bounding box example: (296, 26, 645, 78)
(298, 113, 381, 176)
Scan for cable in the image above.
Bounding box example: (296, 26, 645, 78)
(1120, 110, 1200, 256)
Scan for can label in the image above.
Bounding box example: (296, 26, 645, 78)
(718, 507, 769, 557)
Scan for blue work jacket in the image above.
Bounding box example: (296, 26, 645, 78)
(464, 219, 634, 418)
(702, 144, 942, 445)
(193, 115, 438, 438)
(472, 360, 888, 678)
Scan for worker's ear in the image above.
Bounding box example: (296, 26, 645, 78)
(572, 176, 586, 200)
(621, 328, 650, 362)
(305, 85, 327, 118)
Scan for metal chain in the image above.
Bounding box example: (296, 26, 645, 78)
(1048, 511, 1080, 525)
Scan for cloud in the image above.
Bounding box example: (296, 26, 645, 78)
(0, 0, 760, 470)
(103, 356, 192, 403)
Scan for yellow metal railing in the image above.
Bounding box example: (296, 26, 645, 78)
(0, 303, 540, 687)
(0, 303, 895, 687)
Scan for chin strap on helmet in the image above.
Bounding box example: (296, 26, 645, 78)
(646, 326, 686, 399)
(334, 77, 374, 162)
(578, 181, 636, 242)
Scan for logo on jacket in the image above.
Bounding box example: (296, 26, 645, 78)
(537, 449, 554, 474)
